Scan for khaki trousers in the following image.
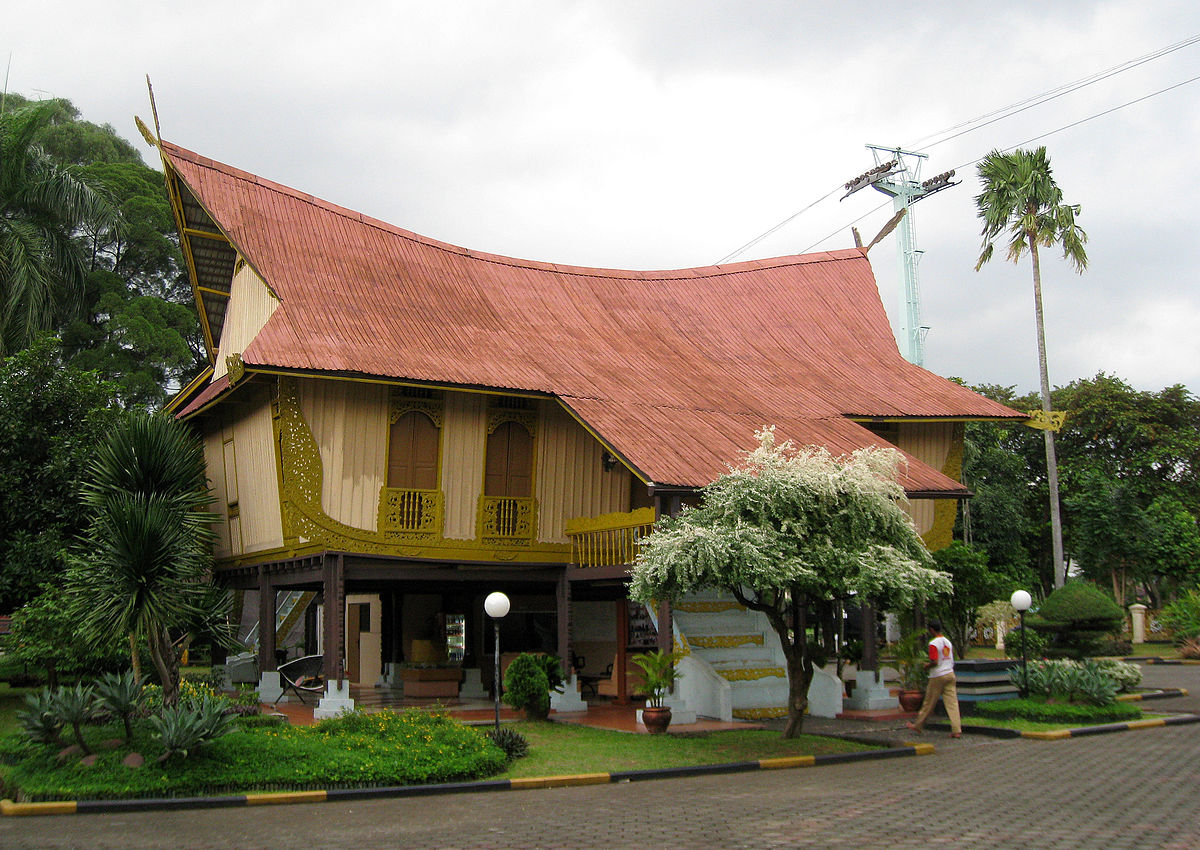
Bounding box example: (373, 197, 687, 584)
(913, 672, 961, 734)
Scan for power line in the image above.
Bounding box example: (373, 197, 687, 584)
(718, 34, 1200, 264)
(906, 32, 1200, 150)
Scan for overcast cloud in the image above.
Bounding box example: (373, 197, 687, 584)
(6, 0, 1199, 394)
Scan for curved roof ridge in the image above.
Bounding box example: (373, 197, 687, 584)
(160, 139, 864, 284)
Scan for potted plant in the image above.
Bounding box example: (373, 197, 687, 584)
(892, 630, 929, 712)
(631, 649, 683, 733)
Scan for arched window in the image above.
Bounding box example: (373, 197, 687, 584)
(388, 411, 440, 490)
(485, 420, 533, 498)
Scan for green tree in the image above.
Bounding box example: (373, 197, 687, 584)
(929, 541, 1027, 657)
(975, 146, 1088, 589)
(0, 100, 118, 354)
(630, 428, 950, 738)
(4, 585, 128, 687)
(0, 337, 116, 612)
(67, 412, 229, 705)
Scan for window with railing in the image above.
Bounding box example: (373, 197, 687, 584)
(379, 397, 444, 537)
(479, 495, 537, 540)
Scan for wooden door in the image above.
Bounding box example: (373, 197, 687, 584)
(484, 421, 533, 497)
(388, 412, 439, 489)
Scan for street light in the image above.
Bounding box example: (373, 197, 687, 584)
(1010, 590, 1033, 698)
(484, 591, 510, 732)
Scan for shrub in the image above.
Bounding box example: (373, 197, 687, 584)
(1090, 659, 1141, 693)
(95, 670, 144, 743)
(975, 697, 1141, 724)
(1032, 583, 1124, 659)
(53, 684, 99, 754)
(1003, 626, 1048, 660)
(150, 696, 234, 761)
(1008, 659, 1132, 705)
(1160, 588, 1200, 641)
(1179, 637, 1200, 659)
(502, 653, 562, 719)
(486, 726, 529, 762)
(17, 690, 65, 748)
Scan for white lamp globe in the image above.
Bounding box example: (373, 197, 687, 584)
(1010, 590, 1032, 612)
(484, 591, 511, 619)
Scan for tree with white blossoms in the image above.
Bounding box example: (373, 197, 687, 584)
(630, 428, 952, 738)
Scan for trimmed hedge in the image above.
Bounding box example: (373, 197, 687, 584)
(975, 697, 1141, 724)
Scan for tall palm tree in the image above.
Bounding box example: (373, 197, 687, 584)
(0, 101, 118, 354)
(68, 412, 227, 705)
(974, 146, 1088, 589)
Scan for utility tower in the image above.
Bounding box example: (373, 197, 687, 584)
(842, 145, 956, 367)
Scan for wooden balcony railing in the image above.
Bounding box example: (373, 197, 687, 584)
(478, 495, 537, 541)
(564, 507, 656, 568)
(378, 487, 444, 537)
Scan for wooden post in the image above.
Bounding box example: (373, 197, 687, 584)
(615, 597, 630, 705)
(322, 554, 346, 684)
(257, 568, 276, 673)
(556, 574, 571, 671)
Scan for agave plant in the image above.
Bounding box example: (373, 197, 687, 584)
(150, 696, 234, 762)
(96, 670, 146, 744)
(18, 690, 65, 748)
(54, 684, 99, 754)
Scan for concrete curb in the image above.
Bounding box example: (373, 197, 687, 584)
(1019, 713, 1200, 740)
(0, 743, 934, 817)
(1116, 688, 1188, 701)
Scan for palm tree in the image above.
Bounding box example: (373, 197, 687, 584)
(974, 146, 1088, 589)
(68, 412, 227, 705)
(0, 101, 118, 354)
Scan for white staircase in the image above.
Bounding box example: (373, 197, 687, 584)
(672, 591, 790, 721)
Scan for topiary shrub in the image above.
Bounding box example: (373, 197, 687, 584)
(1031, 582, 1124, 659)
(502, 653, 563, 719)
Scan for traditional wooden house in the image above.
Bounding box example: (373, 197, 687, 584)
(157, 134, 1024, 718)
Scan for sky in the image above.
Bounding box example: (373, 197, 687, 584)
(6, 1, 1200, 395)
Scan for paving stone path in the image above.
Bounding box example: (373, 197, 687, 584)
(3, 660, 1197, 849)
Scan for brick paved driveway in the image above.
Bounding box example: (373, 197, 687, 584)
(4, 662, 1197, 849)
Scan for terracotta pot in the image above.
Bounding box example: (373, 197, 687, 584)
(898, 689, 924, 712)
(642, 705, 672, 734)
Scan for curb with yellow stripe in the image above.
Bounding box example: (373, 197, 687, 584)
(1019, 712, 1200, 740)
(0, 743, 934, 817)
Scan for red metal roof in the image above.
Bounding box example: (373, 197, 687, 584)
(162, 140, 1023, 490)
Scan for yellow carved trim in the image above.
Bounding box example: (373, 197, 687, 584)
(673, 601, 746, 613)
(564, 507, 656, 536)
(486, 408, 536, 436)
(225, 353, 246, 385)
(921, 423, 963, 552)
(718, 667, 786, 682)
(273, 377, 567, 562)
(377, 487, 444, 539)
(1024, 410, 1067, 432)
(388, 395, 444, 428)
(477, 495, 537, 544)
(689, 634, 764, 649)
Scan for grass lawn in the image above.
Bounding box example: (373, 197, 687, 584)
(0, 684, 36, 737)
(497, 721, 874, 779)
(968, 712, 1168, 733)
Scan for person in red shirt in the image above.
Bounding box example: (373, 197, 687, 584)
(905, 620, 962, 738)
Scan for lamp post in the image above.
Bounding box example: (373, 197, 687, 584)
(1010, 590, 1032, 698)
(484, 591, 510, 733)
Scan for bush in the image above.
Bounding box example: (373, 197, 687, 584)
(486, 726, 529, 762)
(1032, 583, 1124, 659)
(502, 653, 563, 719)
(1160, 588, 1200, 641)
(975, 697, 1141, 724)
(1003, 626, 1048, 660)
(1009, 659, 1133, 706)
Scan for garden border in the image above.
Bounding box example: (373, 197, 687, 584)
(0, 743, 935, 817)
